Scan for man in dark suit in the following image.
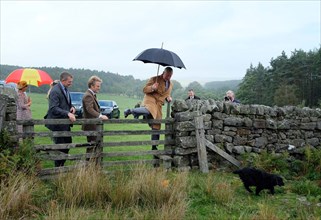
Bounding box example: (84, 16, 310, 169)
(45, 72, 76, 167)
(185, 89, 200, 101)
(82, 76, 108, 161)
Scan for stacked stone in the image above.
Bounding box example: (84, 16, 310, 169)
(0, 91, 18, 143)
(171, 99, 321, 169)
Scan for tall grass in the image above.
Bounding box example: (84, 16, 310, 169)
(0, 173, 40, 219)
(46, 202, 92, 220)
(52, 163, 188, 219)
(251, 202, 280, 220)
(205, 172, 235, 205)
(54, 162, 110, 207)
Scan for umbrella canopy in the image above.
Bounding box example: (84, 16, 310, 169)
(5, 68, 53, 87)
(133, 48, 186, 69)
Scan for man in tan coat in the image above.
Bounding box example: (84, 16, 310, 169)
(82, 76, 108, 160)
(124, 67, 173, 150)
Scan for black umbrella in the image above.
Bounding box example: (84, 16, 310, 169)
(133, 47, 186, 78)
(133, 48, 186, 69)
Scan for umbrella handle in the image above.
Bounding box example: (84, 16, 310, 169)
(156, 64, 160, 83)
(155, 42, 163, 83)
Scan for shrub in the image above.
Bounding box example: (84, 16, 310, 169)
(302, 146, 321, 180)
(0, 130, 40, 180)
(290, 179, 321, 197)
(241, 151, 289, 174)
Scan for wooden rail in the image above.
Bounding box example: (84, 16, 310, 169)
(17, 117, 175, 177)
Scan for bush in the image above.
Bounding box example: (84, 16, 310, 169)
(290, 179, 321, 197)
(241, 151, 289, 174)
(302, 146, 321, 180)
(241, 147, 321, 181)
(0, 130, 40, 181)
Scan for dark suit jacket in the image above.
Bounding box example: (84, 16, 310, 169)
(185, 95, 200, 101)
(45, 83, 72, 131)
(82, 90, 100, 131)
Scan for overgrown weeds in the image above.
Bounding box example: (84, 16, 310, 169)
(205, 172, 235, 205)
(0, 130, 40, 180)
(52, 163, 188, 219)
(241, 150, 289, 174)
(251, 202, 281, 220)
(54, 162, 110, 207)
(241, 146, 321, 181)
(0, 173, 41, 219)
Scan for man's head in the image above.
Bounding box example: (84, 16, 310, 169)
(88, 76, 102, 93)
(162, 67, 173, 81)
(226, 90, 235, 101)
(188, 89, 195, 97)
(60, 72, 73, 88)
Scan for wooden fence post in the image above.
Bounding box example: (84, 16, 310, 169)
(166, 101, 171, 118)
(23, 121, 34, 143)
(96, 122, 104, 166)
(165, 102, 172, 150)
(194, 114, 209, 173)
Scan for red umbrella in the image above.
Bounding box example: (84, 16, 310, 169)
(5, 68, 53, 87)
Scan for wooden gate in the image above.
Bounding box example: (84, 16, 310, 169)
(17, 117, 175, 178)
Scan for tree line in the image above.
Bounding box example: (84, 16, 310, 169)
(0, 64, 238, 101)
(1, 46, 320, 107)
(237, 47, 321, 107)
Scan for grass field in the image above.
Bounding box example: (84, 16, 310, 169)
(29, 92, 142, 120)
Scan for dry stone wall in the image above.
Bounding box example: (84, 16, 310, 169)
(0, 90, 18, 143)
(170, 99, 321, 169)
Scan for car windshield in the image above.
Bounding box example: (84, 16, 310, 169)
(99, 101, 113, 107)
(70, 93, 84, 102)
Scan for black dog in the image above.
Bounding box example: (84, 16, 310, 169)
(233, 167, 284, 195)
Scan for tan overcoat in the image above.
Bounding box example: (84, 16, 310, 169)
(142, 74, 173, 129)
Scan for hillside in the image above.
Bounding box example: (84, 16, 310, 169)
(204, 79, 241, 92)
(0, 64, 241, 100)
(0, 64, 149, 98)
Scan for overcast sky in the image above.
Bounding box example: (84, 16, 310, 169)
(1, 1, 320, 86)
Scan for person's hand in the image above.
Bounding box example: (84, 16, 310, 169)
(27, 97, 32, 106)
(68, 112, 76, 122)
(152, 82, 159, 91)
(70, 107, 76, 114)
(166, 96, 172, 102)
(99, 115, 108, 120)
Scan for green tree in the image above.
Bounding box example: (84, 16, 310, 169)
(274, 85, 300, 106)
(237, 63, 269, 105)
